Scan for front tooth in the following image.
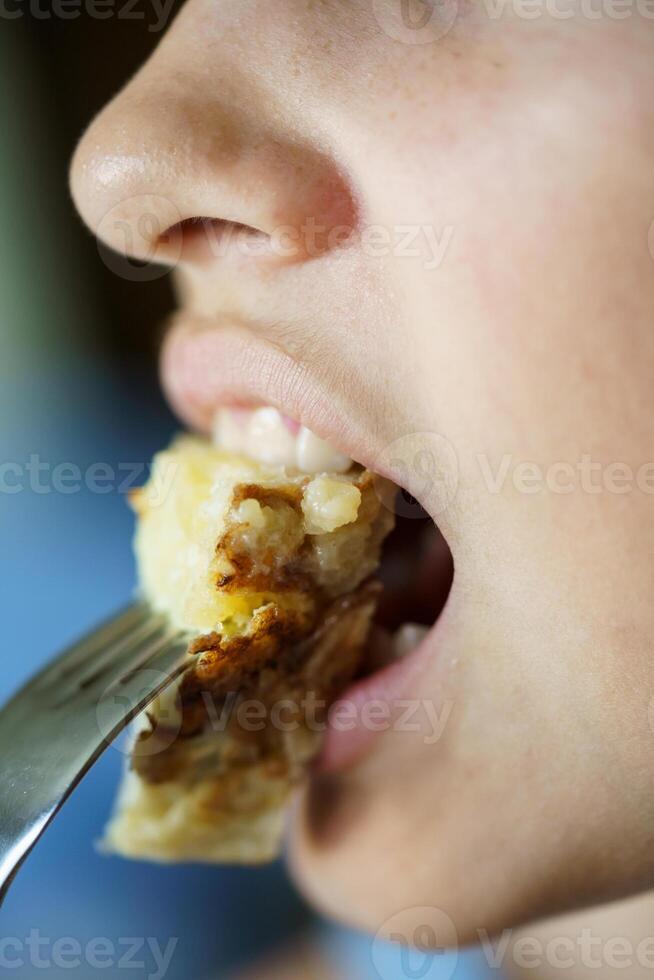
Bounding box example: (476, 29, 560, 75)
(212, 407, 249, 455)
(393, 623, 430, 659)
(212, 406, 352, 473)
(296, 427, 352, 474)
(246, 407, 297, 467)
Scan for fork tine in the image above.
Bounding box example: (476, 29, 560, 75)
(49, 618, 179, 708)
(75, 623, 183, 702)
(92, 634, 191, 745)
(104, 629, 188, 692)
(32, 601, 151, 691)
(74, 612, 170, 691)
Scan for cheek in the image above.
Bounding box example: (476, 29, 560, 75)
(378, 63, 654, 442)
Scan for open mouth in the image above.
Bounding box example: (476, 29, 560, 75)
(211, 404, 455, 771)
(104, 402, 454, 864)
(211, 404, 454, 636)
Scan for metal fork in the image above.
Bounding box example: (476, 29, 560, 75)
(0, 601, 190, 904)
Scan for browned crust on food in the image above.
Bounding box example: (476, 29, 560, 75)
(186, 604, 312, 695)
(132, 580, 380, 786)
(214, 482, 315, 594)
(213, 472, 378, 596)
(231, 482, 307, 511)
(214, 539, 314, 594)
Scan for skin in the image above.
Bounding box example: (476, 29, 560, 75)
(504, 894, 654, 978)
(71, 0, 654, 949)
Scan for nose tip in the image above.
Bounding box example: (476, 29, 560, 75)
(70, 89, 217, 268)
(70, 116, 184, 268)
(70, 77, 358, 269)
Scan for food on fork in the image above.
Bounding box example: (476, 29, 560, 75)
(103, 410, 394, 863)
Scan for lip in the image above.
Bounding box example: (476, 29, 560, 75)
(162, 312, 331, 429)
(315, 625, 441, 773)
(162, 311, 429, 501)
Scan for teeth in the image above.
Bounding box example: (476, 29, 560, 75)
(212, 408, 248, 456)
(212, 406, 353, 474)
(296, 427, 352, 474)
(246, 407, 297, 467)
(392, 623, 430, 659)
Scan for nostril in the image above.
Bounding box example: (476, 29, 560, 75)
(161, 216, 273, 264)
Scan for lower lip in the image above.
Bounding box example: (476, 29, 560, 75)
(315, 628, 437, 773)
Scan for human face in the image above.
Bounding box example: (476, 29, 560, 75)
(71, 0, 654, 944)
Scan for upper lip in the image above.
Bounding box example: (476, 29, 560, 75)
(162, 310, 455, 531)
(162, 310, 403, 493)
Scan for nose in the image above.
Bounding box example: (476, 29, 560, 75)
(70, 18, 356, 268)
